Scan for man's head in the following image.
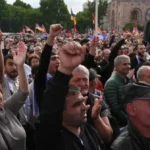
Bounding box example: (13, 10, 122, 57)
(4, 54, 18, 79)
(34, 46, 42, 56)
(48, 51, 60, 76)
(69, 65, 89, 96)
(114, 55, 131, 76)
(137, 44, 146, 57)
(123, 83, 150, 130)
(137, 66, 150, 83)
(102, 49, 110, 61)
(63, 86, 89, 127)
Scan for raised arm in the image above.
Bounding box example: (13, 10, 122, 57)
(4, 42, 29, 114)
(34, 24, 63, 110)
(36, 41, 86, 150)
(0, 32, 4, 84)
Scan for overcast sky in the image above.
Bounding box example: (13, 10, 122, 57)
(6, 0, 91, 14)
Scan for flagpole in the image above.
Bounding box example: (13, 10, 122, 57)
(95, 0, 98, 35)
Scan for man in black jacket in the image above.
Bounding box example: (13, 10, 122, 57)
(110, 82, 150, 150)
(130, 44, 146, 69)
(36, 41, 105, 150)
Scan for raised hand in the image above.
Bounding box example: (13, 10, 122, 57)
(58, 41, 86, 74)
(12, 42, 27, 67)
(89, 36, 99, 56)
(91, 96, 103, 120)
(47, 24, 63, 46)
(50, 24, 63, 37)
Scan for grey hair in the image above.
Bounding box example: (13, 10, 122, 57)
(114, 55, 130, 66)
(73, 65, 89, 76)
(137, 66, 150, 79)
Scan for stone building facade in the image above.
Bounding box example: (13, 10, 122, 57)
(106, 0, 150, 31)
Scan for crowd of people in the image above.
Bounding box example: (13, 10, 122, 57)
(0, 22, 150, 150)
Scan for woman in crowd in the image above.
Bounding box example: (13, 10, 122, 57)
(0, 32, 29, 150)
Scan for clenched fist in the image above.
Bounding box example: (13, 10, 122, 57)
(58, 41, 86, 74)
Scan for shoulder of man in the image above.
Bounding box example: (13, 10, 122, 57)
(111, 128, 133, 150)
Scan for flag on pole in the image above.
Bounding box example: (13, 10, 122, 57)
(41, 24, 48, 34)
(92, 12, 95, 24)
(35, 23, 44, 32)
(70, 8, 77, 32)
(97, 27, 102, 34)
(25, 26, 34, 34)
(70, 9, 77, 25)
(133, 23, 139, 36)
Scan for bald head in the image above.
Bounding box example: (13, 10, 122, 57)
(103, 49, 110, 60)
(137, 66, 150, 83)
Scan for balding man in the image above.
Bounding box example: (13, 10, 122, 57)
(98, 49, 111, 69)
(137, 66, 150, 83)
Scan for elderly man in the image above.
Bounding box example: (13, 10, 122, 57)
(111, 82, 150, 150)
(70, 65, 113, 143)
(137, 65, 150, 83)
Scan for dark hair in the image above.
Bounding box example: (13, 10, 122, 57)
(28, 54, 40, 66)
(4, 54, 13, 65)
(64, 86, 81, 110)
(66, 86, 81, 97)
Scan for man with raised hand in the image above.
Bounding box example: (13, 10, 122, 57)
(36, 41, 105, 150)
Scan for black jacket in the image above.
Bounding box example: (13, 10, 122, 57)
(35, 71, 105, 150)
(34, 44, 52, 111)
(144, 20, 150, 45)
(110, 122, 150, 150)
(98, 39, 125, 85)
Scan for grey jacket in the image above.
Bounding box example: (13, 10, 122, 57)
(0, 89, 28, 150)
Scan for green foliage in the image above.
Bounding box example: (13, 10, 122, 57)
(76, 0, 108, 33)
(0, 0, 108, 33)
(13, 0, 32, 9)
(123, 23, 144, 31)
(0, 0, 71, 32)
(40, 0, 71, 28)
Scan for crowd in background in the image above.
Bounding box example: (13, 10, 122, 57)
(0, 21, 150, 150)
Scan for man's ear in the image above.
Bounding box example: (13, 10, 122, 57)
(126, 103, 136, 116)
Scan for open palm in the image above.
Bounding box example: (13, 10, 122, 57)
(12, 42, 27, 66)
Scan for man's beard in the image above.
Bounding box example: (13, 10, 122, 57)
(138, 52, 144, 57)
(7, 71, 18, 79)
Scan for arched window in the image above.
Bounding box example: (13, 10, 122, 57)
(131, 10, 138, 21)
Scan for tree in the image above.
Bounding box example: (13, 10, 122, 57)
(75, 0, 108, 33)
(87, 0, 108, 25)
(40, 0, 71, 28)
(13, 0, 32, 9)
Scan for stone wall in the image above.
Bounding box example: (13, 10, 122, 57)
(105, 0, 150, 31)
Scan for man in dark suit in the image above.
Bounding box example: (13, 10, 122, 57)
(131, 44, 146, 70)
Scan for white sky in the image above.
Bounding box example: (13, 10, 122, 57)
(6, 0, 92, 14)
